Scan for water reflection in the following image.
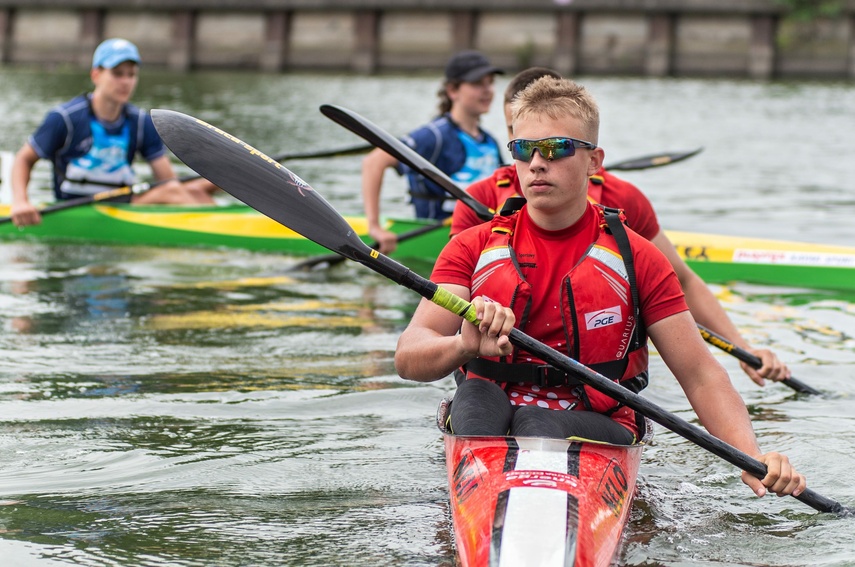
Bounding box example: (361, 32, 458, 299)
(1, 242, 854, 566)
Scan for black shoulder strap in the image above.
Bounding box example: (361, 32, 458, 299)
(499, 196, 526, 216)
(602, 207, 645, 348)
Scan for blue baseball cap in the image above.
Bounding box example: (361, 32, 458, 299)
(92, 38, 141, 69)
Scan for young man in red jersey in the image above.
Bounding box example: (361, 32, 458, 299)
(450, 67, 791, 389)
(395, 77, 805, 499)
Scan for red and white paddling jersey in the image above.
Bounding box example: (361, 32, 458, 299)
(433, 203, 688, 435)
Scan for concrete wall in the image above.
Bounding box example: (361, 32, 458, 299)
(0, 1, 853, 79)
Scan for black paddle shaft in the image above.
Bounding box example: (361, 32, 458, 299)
(288, 220, 447, 271)
(150, 108, 852, 517)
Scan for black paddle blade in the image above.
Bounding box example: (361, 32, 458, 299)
(151, 109, 369, 263)
(318, 103, 433, 180)
(607, 147, 703, 171)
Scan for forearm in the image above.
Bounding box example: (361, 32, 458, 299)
(682, 273, 750, 349)
(395, 326, 472, 382)
(685, 374, 762, 457)
(362, 176, 383, 230)
(361, 149, 396, 229)
(679, 255, 789, 383)
(686, 362, 807, 498)
(652, 313, 761, 455)
(149, 155, 178, 183)
(11, 171, 31, 205)
(396, 292, 515, 382)
(11, 148, 36, 205)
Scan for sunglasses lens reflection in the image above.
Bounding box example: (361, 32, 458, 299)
(510, 138, 576, 161)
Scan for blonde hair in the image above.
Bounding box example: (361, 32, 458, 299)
(510, 77, 600, 143)
(503, 67, 562, 106)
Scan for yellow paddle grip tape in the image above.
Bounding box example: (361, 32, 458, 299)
(697, 327, 734, 353)
(431, 287, 479, 324)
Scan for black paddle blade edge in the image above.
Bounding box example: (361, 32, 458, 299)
(608, 147, 703, 171)
(151, 109, 366, 262)
(319, 104, 494, 221)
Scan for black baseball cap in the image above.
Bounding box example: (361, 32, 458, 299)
(445, 50, 504, 82)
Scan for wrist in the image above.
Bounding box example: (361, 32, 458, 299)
(456, 333, 478, 361)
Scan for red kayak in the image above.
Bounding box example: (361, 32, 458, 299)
(438, 398, 652, 567)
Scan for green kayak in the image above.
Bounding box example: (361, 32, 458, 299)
(2, 203, 854, 292)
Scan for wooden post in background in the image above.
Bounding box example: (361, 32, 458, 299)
(169, 10, 196, 72)
(261, 11, 291, 72)
(451, 10, 477, 52)
(79, 9, 103, 68)
(0, 8, 11, 65)
(553, 12, 580, 76)
(645, 13, 675, 77)
(848, 14, 855, 79)
(353, 10, 379, 74)
(749, 14, 777, 80)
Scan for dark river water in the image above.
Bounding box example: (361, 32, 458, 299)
(0, 66, 853, 566)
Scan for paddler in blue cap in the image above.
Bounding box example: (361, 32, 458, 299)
(10, 38, 217, 227)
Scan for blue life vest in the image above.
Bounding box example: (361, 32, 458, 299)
(28, 93, 164, 200)
(399, 114, 501, 220)
(60, 118, 135, 197)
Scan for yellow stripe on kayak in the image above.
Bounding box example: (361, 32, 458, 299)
(666, 230, 855, 268)
(147, 311, 371, 330)
(165, 276, 299, 289)
(146, 299, 369, 330)
(94, 205, 372, 238)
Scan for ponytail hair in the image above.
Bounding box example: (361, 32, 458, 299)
(436, 79, 462, 116)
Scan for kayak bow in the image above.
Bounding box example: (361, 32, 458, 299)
(439, 399, 652, 567)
